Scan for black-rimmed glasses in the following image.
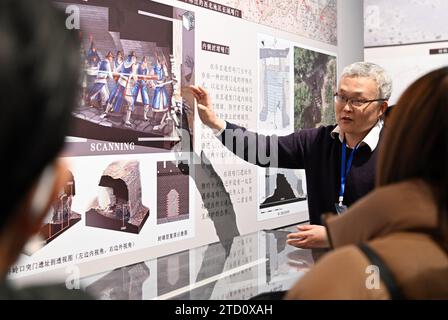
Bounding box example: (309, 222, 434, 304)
(334, 92, 387, 108)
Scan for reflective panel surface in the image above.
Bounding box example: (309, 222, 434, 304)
(80, 226, 327, 300)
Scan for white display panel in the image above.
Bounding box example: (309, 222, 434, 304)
(364, 0, 448, 47)
(365, 42, 448, 105)
(364, 1, 448, 105)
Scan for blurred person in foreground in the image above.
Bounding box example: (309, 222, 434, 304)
(0, 0, 90, 299)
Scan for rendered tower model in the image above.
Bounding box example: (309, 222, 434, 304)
(86, 160, 149, 234)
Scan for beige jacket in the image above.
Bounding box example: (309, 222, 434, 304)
(286, 179, 448, 299)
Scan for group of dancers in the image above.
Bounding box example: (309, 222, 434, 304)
(82, 40, 172, 127)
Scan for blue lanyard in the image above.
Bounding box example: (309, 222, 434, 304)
(339, 140, 360, 206)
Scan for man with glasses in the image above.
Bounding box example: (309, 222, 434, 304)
(190, 62, 392, 249)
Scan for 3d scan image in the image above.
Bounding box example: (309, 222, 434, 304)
(260, 168, 307, 209)
(258, 34, 291, 132)
(24, 170, 81, 255)
(39, 170, 81, 243)
(157, 160, 189, 224)
(85, 160, 149, 233)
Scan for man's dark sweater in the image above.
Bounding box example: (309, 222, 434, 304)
(218, 122, 379, 225)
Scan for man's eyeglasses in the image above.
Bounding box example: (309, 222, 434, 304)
(334, 92, 387, 108)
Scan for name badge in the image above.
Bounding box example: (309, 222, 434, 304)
(334, 203, 348, 215)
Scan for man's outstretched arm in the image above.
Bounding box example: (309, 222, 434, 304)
(189, 85, 307, 169)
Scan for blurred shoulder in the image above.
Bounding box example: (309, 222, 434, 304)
(285, 245, 389, 300)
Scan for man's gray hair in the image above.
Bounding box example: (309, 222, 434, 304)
(341, 62, 393, 100)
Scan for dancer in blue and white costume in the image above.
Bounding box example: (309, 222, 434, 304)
(88, 51, 114, 109)
(101, 52, 137, 127)
(113, 50, 123, 72)
(131, 56, 152, 121)
(151, 56, 170, 113)
(105, 50, 123, 111)
(86, 39, 100, 68)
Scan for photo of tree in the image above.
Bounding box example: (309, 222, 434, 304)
(294, 47, 336, 130)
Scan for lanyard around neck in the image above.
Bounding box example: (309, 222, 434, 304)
(339, 140, 361, 206)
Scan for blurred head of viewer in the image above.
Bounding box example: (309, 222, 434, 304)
(286, 67, 448, 299)
(0, 0, 88, 298)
